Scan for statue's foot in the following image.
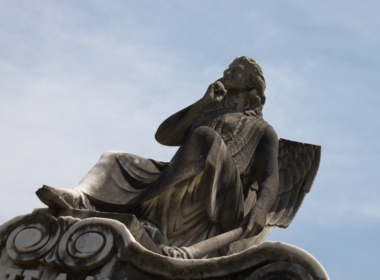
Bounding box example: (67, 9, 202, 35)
(36, 185, 82, 210)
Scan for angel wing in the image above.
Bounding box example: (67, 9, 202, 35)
(266, 138, 321, 228)
(228, 138, 321, 254)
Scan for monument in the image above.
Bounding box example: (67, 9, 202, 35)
(0, 56, 329, 279)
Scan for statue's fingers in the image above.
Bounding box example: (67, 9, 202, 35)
(214, 81, 223, 89)
(247, 223, 264, 238)
(207, 83, 215, 92)
(241, 228, 249, 239)
(241, 221, 253, 239)
(247, 225, 258, 238)
(214, 81, 227, 94)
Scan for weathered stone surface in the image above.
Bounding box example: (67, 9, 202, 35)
(35, 57, 322, 253)
(0, 211, 329, 279)
(51, 208, 160, 254)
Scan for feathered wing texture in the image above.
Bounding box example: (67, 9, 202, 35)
(227, 139, 321, 253)
(266, 138, 321, 228)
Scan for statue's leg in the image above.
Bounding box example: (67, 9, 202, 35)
(35, 151, 126, 211)
(36, 150, 163, 212)
(35, 185, 94, 211)
(136, 127, 245, 250)
(185, 127, 245, 232)
(74, 151, 165, 212)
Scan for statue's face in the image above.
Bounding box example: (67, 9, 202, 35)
(221, 59, 247, 91)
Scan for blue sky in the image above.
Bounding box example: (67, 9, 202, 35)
(1, 1, 379, 278)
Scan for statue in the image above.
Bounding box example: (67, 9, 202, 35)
(0, 56, 327, 279)
(35, 56, 320, 258)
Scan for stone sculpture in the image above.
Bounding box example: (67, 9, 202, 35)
(0, 56, 328, 279)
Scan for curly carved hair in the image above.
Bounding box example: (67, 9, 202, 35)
(233, 56, 266, 108)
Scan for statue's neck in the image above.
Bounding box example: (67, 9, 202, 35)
(223, 91, 249, 111)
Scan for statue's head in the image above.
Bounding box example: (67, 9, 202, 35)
(220, 56, 266, 111)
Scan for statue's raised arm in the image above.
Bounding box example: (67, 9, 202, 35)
(155, 81, 227, 146)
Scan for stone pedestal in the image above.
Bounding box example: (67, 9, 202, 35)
(0, 210, 329, 280)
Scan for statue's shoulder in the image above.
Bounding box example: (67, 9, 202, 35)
(262, 123, 278, 143)
(240, 112, 273, 135)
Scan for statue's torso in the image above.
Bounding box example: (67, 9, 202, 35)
(191, 109, 269, 175)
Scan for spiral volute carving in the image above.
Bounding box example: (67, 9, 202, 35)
(6, 215, 60, 265)
(58, 220, 115, 271)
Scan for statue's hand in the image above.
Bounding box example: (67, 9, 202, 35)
(240, 206, 267, 239)
(161, 246, 194, 259)
(202, 81, 227, 105)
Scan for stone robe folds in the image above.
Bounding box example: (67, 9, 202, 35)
(75, 110, 270, 247)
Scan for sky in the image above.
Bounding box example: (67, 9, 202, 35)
(0, 1, 379, 279)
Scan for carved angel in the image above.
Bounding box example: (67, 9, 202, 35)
(36, 56, 321, 259)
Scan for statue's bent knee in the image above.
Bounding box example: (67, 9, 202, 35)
(100, 150, 122, 160)
(191, 126, 221, 144)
